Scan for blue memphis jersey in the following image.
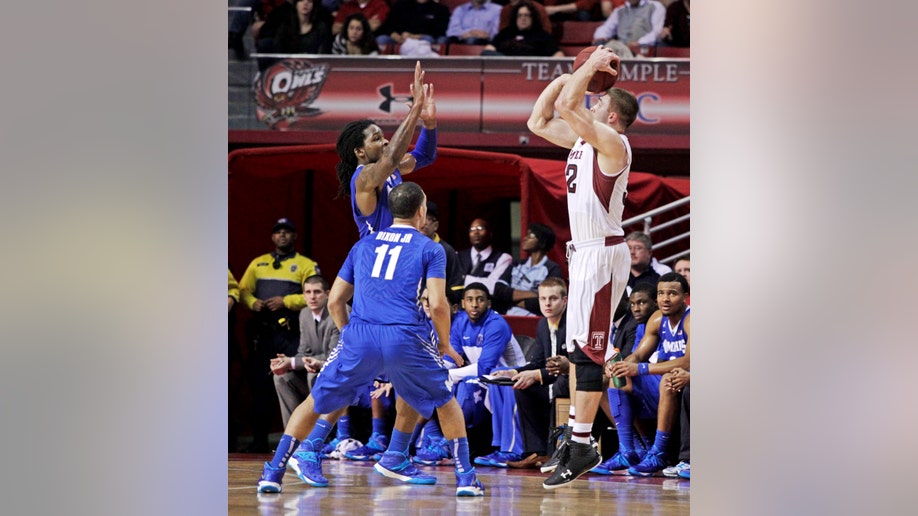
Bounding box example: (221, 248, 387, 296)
(351, 165, 402, 237)
(657, 307, 690, 362)
(338, 224, 446, 326)
(449, 309, 526, 375)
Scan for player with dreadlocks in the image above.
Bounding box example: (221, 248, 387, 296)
(336, 60, 438, 238)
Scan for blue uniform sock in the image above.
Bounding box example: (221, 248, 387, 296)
(453, 437, 472, 473)
(372, 417, 386, 436)
(651, 430, 671, 455)
(422, 419, 444, 441)
(268, 434, 300, 469)
(299, 419, 334, 451)
(608, 388, 635, 453)
(388, 429, 413, 455)
(336, 415, 351, 439)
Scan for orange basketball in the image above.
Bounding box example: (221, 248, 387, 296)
(573, 45, 619, 93)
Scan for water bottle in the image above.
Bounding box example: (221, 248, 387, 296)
(607, 348, 626, 389)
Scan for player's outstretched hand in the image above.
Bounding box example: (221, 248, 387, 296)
(420, 83, 436, 128)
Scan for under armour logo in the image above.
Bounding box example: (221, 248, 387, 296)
(561, 469, 571, 479)
(378, 84, 413, 113)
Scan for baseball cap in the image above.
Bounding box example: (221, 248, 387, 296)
(426, 201, 439, 220)
(272, 218, 296, 232)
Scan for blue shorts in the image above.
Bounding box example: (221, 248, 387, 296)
(311, 323, 453, 419)
(630, 374, 662, 419)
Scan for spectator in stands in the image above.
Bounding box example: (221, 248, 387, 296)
(482, 1, 564, 57)
(377, 0, 451, 49)
(493, 222, 563, 315)
(602, 272, 690, 476)
(491, 277, 571, 469)
(457, 218, 513, 296)
(673, 255, 690, 287)
(446, 0, 502, 45)
(332, 0, 390, 37)
(659, 0, 690, 48)
(412, 283, 527, 465)
(626, 231, 671, 291)
(592, 0, 665, 51)
(255, 0, 333, 71)
(661, 367, 689, 478)
(269, 275, 341, 426)
(421, 201, 465, 307)
(544, 0, 601, 22)
(238, 217, 321, 452)
(229, 0, 289, 60)
(331, 13, 381, 54)
(498, 0, 551, 33)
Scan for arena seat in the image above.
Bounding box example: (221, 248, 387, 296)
(446, 43, 486, 56)
(655, 46, 690, 58)
(556, 21, 603, 46)
(504, 315, 540, 338)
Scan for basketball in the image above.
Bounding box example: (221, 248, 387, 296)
(573, 45, 619, 93)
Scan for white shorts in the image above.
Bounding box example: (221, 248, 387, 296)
(565, 236, 630, 366)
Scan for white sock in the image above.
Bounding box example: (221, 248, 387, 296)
(572, 422, 592, 444)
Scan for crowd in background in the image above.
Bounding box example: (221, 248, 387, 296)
(229, 0, 690, 66)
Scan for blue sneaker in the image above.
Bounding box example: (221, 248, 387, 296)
(257, 462, 285, 493)
(590, 450, 640, 475)
(628, 449, 667, 477)
(455, 468, 485, 497)
(321, 437, 341, 458)
(288, 447, 329, 487)
(345, 432, 389, 461)
(474, 451, 521, 468)
(412, 436, 453, 466)
(473, 450, 501, 467)
(677, 463, 690, 479)
(374, 451, 437, 485)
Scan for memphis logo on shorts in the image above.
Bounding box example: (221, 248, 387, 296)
(590, 331, 606, 350)
(254, 59, 329, 130)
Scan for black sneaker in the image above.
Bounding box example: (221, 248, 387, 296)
(542, 442, 602, 489)
(540, 425, 571, 473)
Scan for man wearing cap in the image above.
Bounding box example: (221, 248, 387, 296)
(420, 201, 464, 307)
(238, 217, 321, 453)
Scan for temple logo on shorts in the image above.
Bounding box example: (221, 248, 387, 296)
(590, 332, 606, 350)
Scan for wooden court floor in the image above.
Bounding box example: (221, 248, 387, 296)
(229, 454, 690, 515)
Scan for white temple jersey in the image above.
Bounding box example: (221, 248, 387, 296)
(565, 134, 632, 243)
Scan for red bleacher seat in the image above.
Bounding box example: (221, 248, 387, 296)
(655, 46, 690, 58)
(559, 45, 582, 57)
(446, 43, 486, 56)
(556, 21, 603, 46)
(504, 315, 540, 338)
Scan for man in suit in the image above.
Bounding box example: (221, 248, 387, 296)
(457, 218, 513, 296)
(269, 275, 341, 426)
